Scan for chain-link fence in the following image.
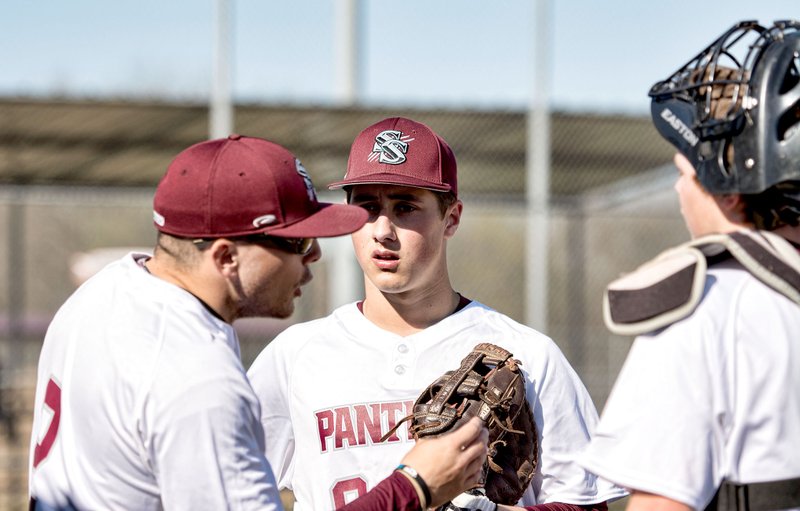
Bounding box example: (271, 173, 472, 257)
(0, 100, 682, 508)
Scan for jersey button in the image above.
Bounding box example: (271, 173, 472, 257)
(394, 365, 406, 375)
(397, 344, 408, 353)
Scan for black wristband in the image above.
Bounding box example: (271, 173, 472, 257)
(396, 464, 432, 507)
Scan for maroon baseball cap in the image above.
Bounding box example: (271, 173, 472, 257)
(153, 134, 367, 238)
(328, 117, 457, 195)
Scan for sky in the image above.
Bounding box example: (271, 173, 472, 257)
(1, 0, 798, 114)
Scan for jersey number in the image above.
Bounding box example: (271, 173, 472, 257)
(33, 378, 62, 468)
(331, 476, 368, 508)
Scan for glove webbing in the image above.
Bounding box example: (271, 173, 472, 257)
(379, 343, 522, 441)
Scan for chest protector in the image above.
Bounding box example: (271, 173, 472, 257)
(603, 229, 800, 336)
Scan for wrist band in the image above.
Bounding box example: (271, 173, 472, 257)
(396, 464, 432, 509)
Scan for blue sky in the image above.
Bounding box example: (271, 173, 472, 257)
(2, 0, 797, 113)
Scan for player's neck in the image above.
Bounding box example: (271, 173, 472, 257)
(146, 255, 233, 323)
(362, 281, 461, 337)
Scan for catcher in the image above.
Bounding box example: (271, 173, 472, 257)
(248, 117, 626, 510)
(580, 20, 800, 511)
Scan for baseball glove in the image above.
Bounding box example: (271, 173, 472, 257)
(384, 343, 538, 505)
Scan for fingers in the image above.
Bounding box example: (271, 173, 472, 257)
(461, 436, 488, 464)
(450, 416, 485, 445)
(398, 417, 491, 507)
(453, 418, 489, 487)
(477, 423, 489, 445)
(466, 449, 487, 484)
(456, 417, 489, 458)
(449, 417, 489, 462)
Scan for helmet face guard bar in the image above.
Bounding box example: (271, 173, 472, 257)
(649, 20, 800, 194)
(650, 21, 767, 139)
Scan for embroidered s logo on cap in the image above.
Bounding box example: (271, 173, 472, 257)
(327, 117, 457, 195)
(370, 130, 415, 165)
(295, 158, 317, 202)
(153, 211, 165, 227)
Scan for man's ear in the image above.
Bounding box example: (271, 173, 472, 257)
(208, 239, 239, 277)
(716, 193, 747, 223)
(444, 200, 463, 238)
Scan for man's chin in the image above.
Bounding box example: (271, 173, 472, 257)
(242, 303, 294, 321)
(269, 305, 295, 320)
(369, 273, 409, 291)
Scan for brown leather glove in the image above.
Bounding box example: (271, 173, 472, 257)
(385, 343, 538, 505)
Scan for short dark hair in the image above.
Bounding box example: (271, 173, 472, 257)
(434, 191, 458, 217)
(742, 182, 800, 230)
(154, 232, 206, 267)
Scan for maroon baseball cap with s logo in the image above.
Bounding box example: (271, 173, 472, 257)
(328, 117, 458, 196)
(153, 134, 367, 239)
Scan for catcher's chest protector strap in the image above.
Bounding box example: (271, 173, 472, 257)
(604, 230, 800, 336)
(704, 478, 800, 511)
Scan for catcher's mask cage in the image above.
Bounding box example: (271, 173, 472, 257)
(649, 20, 800, 196)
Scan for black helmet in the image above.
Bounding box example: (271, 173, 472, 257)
(649, 20, 800, 195)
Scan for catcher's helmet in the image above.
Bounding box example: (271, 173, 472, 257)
(650, 20, 800, 196)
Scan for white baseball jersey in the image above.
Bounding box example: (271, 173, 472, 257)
(580, 259, 800, 510)
(248, 300, 627, 510)
(29, 253, 282, 510)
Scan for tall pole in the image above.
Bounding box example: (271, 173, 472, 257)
(210, 0, 234, 139)
(334, 0, 359, 105)
(525, 0, 552, 331)
(7, 193, 24, 342)
(328, 1, 363, 309)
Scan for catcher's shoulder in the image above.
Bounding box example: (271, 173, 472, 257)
(603, 230, 800, 337)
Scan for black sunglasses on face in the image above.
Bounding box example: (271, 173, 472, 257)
(192, 235, 315, 255)
(251, 235, 315, 255)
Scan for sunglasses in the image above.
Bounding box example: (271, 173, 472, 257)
(251, 235, 315, 255)
(192, 235, 315, 255)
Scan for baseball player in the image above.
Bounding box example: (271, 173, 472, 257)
(578, 20, 800, 511)
(247, 117, 627, 510)
(28, 134, 488, 511)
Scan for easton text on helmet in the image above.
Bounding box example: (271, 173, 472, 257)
(661, 108, 699, 147)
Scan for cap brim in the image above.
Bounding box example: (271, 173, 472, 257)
(328, 173, 453, 193)
(263, 203, 368, 238)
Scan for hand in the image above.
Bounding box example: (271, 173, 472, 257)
(438, 488, 497, 511)
(399, 416, 489, 509)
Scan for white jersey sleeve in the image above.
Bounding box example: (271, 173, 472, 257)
(522, 331, 618, 505)
(144, 344, 281, 510)
(248, 300, 627, 509)
(247, 335, 296, 490)
(579, 262, 800, 510)
(28, 254, 283, 510)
